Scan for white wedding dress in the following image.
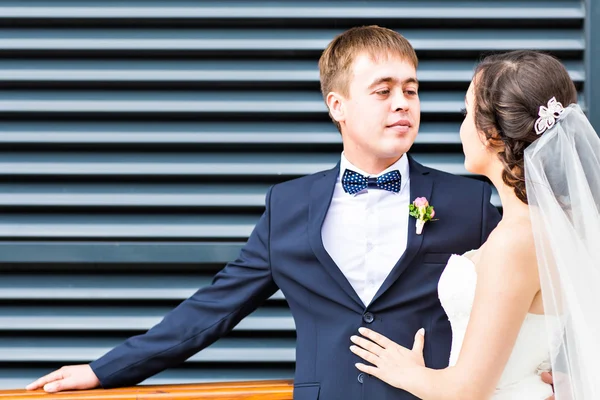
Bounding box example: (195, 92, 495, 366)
(437, 252, 554, 399)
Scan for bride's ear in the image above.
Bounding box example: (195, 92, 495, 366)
(480, 128, 502, 152)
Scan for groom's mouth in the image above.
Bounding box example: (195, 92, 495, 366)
(387, 119, 412, 134)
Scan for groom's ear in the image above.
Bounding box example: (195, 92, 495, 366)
(326, 91, 346, 123)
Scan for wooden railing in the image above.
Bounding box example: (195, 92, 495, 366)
(0, 380, 294, 399)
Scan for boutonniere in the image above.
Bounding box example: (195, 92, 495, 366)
(409, 197, 436, 235)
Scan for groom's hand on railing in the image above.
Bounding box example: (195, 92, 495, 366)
(25, 364, 100, 393)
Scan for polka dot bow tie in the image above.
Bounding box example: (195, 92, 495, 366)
(341, 169, 402, 195)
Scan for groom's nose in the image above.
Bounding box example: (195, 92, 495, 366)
(392, 91, 410, 112)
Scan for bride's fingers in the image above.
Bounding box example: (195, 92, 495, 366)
(350, 335, 384, 356)
(350, 345, 380, 366)
(541, 371, 553, 385)
(355, 362, 381, 379)
(412, 328, 425, 353)
(358, 327, 395, 349)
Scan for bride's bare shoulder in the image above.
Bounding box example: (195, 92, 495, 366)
(479, 217, 538, 275)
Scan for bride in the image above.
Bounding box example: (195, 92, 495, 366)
(350, 50, 600, 399)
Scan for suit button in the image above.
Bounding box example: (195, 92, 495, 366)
(357, 373, 365, 383)
(363, 312, 374, 324)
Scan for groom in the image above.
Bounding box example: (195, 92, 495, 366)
(29, 26, 508, 399)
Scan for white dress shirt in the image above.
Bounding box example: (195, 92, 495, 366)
(321, 153, 410, 306)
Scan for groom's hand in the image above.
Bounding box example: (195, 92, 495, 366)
(26, 364, 100, 393)
(542, 371, 554, 400)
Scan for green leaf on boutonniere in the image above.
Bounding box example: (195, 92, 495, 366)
(409, 204, 420, 219)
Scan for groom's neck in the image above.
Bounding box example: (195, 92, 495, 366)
(343, 151, 403, 175)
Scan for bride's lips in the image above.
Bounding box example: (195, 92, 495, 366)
(386, 119, 412, 134)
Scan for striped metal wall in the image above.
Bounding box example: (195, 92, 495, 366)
(0, 0, 588, 388)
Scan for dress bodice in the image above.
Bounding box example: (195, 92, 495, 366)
(437, 253, 554, 399)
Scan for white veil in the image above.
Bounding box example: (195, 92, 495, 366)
(524, 102, 600, 399)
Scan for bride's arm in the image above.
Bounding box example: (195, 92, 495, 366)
(351, 227, 541, 400)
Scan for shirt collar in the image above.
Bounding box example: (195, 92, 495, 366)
(339, 152, 410, 194)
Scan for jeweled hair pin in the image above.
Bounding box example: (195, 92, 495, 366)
(535, 97, 565, 135)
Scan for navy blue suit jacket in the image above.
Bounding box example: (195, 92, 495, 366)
(90, 155, 501, 400)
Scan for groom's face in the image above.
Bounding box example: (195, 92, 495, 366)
(333, 53, 420, 162)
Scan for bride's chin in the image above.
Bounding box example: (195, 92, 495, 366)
(464, 162, 486, 177)
(464, 161, 477, 174)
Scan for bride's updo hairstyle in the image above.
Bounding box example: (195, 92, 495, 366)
(473, 50, 577, 204)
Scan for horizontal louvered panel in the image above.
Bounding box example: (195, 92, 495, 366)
(0, 1, 584, 20)
(0, 153, 468, 177)
(0, 183, 502, 208)
(0, 307, 294, 331)
(0, 242, 242, 263)
(0, 91, 465, 114)
(0, 273, 284, 301)
(0, 29, 583, 52)
(0, 337, 295, 363)
(0, 60, 585, 83)
(0, 122, 459, 146)
(0, 214, 258, 239)
(0, 184, 271, 207)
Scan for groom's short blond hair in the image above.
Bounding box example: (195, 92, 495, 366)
(318, 26, 419, 131)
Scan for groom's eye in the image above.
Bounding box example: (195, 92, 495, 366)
(460, 107, 468, 117)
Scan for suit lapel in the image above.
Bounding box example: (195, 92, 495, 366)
(308, 163, 364, 309)
(370, 155, 434, 305)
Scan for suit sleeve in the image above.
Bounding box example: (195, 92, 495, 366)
(90, 186, 279, 388)
(481, 181, 502, 244)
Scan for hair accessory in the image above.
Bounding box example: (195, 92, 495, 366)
(535, 97, 565, 135)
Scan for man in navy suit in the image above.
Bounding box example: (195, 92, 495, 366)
(27, 26, 502, 399)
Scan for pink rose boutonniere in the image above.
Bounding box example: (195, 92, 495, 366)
(409, 197, 436, 235)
